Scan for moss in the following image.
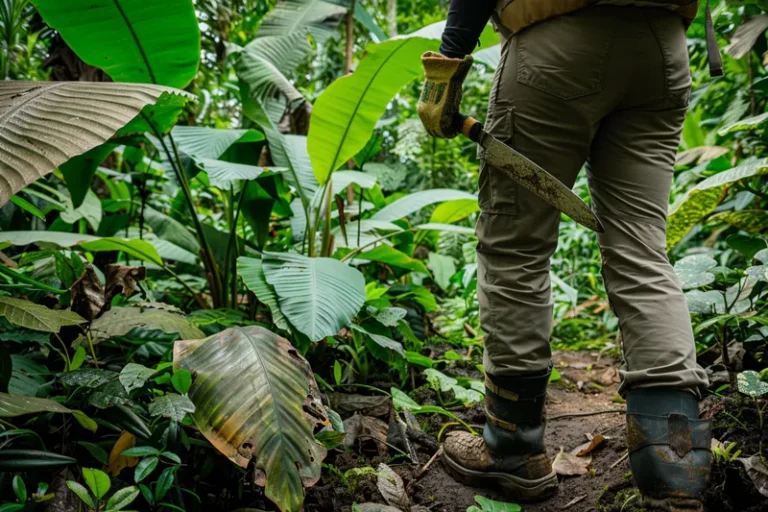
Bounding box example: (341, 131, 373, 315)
(595, 483, 647, 512)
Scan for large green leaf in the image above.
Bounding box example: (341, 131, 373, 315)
(90, 304, 204, 342)
(467, 496, 521, 512)
(0, 82, 193, 206)
(171, 126, 264, 160)
(31, 0, 200, 88)
(308, 36, 437, 184)
(673, 255, 717, 290)
(142, 206, 201, 256)
(262, 252, 366, 341)
(718, 111, 768, 136)
(737, 370, 768, 398)
(174, 326, 328, 512)
(257, 0, 346, 43)
(195, 158, 268, 189)
(0, 297, 86, 333)
(237, 257, 291, 331)
(372, 189, 477, 222)
(667, 159, 768, 249)
(357, 245, 430, 274)
(711, 210, 768, 234)
(240, 95, 318, 206)
(236, 33, 309, 122)
(0, 232, 163, 265)
(0, 393, 71, 417)
(60, 144, 117, 209)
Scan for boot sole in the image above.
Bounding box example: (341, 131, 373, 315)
(442, 453, 559, 503)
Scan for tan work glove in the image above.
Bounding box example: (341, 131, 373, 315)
(417, 52, 474, 138)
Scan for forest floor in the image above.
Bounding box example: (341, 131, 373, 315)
(307, 351, 768, 512)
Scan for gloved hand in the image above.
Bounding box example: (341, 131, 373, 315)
(417, 52, 474, 138)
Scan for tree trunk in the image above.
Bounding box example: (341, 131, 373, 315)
(42, 34, 109, 81)
(387, 0, 397, 37)
(345, 0, 355, 75)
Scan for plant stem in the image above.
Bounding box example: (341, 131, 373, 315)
(0, 264, 66, 294)
(321, 182, 334, 257)
(54, 334, 72, 371)
(224, 186, 247, 308)
(341, 228, 417, 263)
(146, 117, 220, 307)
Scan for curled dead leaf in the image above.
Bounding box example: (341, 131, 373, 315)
(739, 455, 768, 498)
(376, 463, 409, 510)
(328, 393, 391, 418)
(105, 264, 147, 304)
(553, 447, 591, 476)
(344, 413, 389, 456)
(70, 265, 105, 321)
(575, 434, 606, 456)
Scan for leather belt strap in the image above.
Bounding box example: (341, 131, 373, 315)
(705, 0, 723, 77)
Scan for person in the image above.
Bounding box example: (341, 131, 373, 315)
(417, 1, 719, 511)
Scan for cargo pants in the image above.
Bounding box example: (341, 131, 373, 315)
(477, 6, 709, 396)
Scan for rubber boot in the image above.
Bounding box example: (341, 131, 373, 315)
(626, 388, 712, 512)
(442, 366, 558, 502)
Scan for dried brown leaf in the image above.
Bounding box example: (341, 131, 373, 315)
(343, 413, 389, 456)
(553, 447, 591, 476)
(739, 455, 768, 498)
(70, 265, 105, 321)
(575, 434, 606, 457)
(105, 264, 146, 304)
(376, 463, 409, 510)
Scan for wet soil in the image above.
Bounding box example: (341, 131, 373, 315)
(308, 351, 768, 512)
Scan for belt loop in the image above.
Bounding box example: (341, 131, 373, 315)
(705, 0, 724, 77)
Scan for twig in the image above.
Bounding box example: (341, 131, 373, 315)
(610, 451, 629, 469)
(407, 446, 443, 494)
(548, 409, 626, 421)
(355, 435, 409, 457)
(562, 494, 588, 509)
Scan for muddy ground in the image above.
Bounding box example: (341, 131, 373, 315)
(305, 350, 768, 512)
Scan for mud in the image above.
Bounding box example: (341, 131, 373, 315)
(306, 351, 768, 512)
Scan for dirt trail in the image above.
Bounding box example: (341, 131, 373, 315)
(415, 351, 629, 512)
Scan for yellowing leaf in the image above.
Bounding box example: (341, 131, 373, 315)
(174, 326, 329, 512)
(106, 431, 139, 477)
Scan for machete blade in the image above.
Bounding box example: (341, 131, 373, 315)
(481, 131, 604, 233)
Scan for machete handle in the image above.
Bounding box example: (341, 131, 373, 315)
(455, 114, 484, 143)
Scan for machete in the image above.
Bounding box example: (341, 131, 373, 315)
(456, 114, 604, 233)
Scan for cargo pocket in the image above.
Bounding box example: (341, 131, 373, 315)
(516, 13, 616, 100)
(479, 107, 518, 216)
(649, 15, 692, 108)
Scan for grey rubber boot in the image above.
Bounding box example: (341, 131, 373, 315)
(626, 388, 712, 512)
(442, 366, 558, 502)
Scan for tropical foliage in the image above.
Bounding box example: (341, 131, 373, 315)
(0, 0, 767, 511)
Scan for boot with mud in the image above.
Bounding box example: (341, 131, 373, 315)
(442, 366, 559, 502)
(626, 388, 712, 512)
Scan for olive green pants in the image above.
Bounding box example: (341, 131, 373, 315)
(477, 6, 709, 396)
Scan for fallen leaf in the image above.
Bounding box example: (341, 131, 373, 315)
(376, 463, 409, 510)
(105, 265, 146, 304)
(598, 367, 620, 386)
(553, 447, 591, 476)
(105, 431, 138, 476)
(575, 434, 606, 456)
(353, 504, 403, 512)
(70, 265, 105, 321)
(343, 413, 389, 456)
(739, 455, 768, 498)
(328, 393, 391, 418)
